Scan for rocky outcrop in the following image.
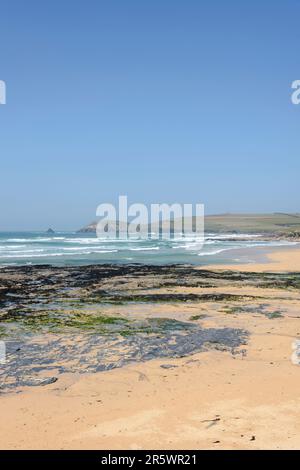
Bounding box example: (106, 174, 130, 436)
(77, 222, 97, 233)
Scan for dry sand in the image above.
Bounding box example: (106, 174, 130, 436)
(1, 248, 300, 450)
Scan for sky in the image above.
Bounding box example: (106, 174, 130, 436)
(0, 0, 299, 231)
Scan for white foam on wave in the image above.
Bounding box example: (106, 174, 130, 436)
(62, 246, 116, 251)
(6, 237, 57, 243)
(198, 248, 230, 257)
(196, 239, 298, 257)
(0, 249, 119, 259)
(4, 249, 45, 254)
(5, 238, 32, 243)
(64, 237, 144, 245)
(129, 247, 160, 251)
(0, 245, 27, 250)
(172, 242, 205, 250)
(205, 233, 262, 240)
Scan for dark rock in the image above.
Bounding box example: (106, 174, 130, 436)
(18, 376, 58, 387)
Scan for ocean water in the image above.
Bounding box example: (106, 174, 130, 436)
(0, 232, 296, 266)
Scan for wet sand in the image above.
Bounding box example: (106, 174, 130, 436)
(1, 248, 300, 450)
(206, 244, 300, 272)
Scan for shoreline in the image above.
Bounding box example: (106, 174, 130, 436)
(0, 243, 299, 270)
(204, 245, 300, 272)
(0, 230, 298, 268)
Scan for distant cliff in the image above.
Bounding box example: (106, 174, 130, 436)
(77, 213, 300, 237)
(77, 222, 97, 233)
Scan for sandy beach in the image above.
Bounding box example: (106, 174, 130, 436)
(1, 247, 300, 450)
(207, 246, 300, 273)
(1, 0, 299, 457)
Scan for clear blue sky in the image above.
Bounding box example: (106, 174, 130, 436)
(0, 0, 299, 230)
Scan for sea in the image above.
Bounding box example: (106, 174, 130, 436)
(0, 232, 297, 266)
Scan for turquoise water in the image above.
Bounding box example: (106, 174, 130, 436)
(0, 232, 296, 266)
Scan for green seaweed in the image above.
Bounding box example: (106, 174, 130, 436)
(189, 314, 207, 321)
(265, 311, 283, 319)
(0, 309, 130, 334)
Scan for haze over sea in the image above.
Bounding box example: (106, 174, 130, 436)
(0, 232, 296, 267)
